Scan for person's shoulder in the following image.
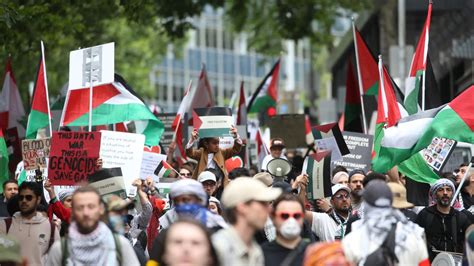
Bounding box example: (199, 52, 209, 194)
(45, 240, 62, 265)
(261, 240, 279, 250)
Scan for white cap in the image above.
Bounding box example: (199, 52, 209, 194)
(198, 171, 217, 183)
(331, 184, 351, 197)
(221, 177, 282, 208)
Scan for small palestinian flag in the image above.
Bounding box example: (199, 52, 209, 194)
(312, 123, 350, 161)
(154, 160, 173, 178)
(302, 151, 332, 200)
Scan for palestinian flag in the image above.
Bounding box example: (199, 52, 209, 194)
(193, 107, 233, 138)
(154, 160, 173, 178)
(190, 64, 214, 110)
(404, 1, 432, 114)
(236, 81, 247, 126)
(344, 57, 363, 132)
(248, 59, 280, 116)
(352, 23, 379, 96)
(372, 84, 474, 173)
(26, 42, 52, 139)
(302, 151, 332, 200)
(0, 130, 8, 191)
(60, 74, 164, 146)
(171, 81, 193, 160)
(398, 152, 440, 184)
(312, 123, 350, 158)
(0, 58, 25, 136)
(256, 129, 269, 169)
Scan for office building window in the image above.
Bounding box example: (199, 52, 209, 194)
(206, 28, 218, 48)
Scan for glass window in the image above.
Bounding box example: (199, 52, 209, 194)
(206, 28, 217, 48)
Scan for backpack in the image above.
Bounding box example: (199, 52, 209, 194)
(4, 217, 56, 252)
(363, 223, 398, 266)
(60, 233, 122, 266)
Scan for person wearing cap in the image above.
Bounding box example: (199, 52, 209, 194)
(348, 169, 365, 212)
(261, 138, 288, 171)
(158, 179, 227, 232)
(416, 178, 472, 261)
(198, 171, 218, 196)
(47, 186, 139, 265)
(0, 234, 25, 265)
(387, 182, 417, 221)
(186, 126, 242, 188)
(342, 180, 429, 266)
(208, 196, 222, 215)
(332, 171, 349, 186)
(212, 178, 282, 266)
(304, 184, 352, 241)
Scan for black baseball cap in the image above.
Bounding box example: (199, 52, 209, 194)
(362, 180, 393, 208)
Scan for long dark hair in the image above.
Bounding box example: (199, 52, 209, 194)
(151, 218, 220, 266)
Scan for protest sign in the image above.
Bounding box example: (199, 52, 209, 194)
(48, 131, 101, 185)
(4, 127, 22, 173)
(313, 122, 349, 162)
(422, 137, 457, 173)
(267, 114, 306, 149)
(303, 151, 332, 200)
(68, 42, 115, 90)
(140, 151, 166, 181)
(99, 130, 144, 196)
(331, 132, 373, 172)
(193, 107, 233, 138)
(155, 113, 177, 150)
(88, 168, 127, 199)
(21, 138, 51, 170)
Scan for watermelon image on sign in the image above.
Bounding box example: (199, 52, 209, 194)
(225, 156, 244, 173)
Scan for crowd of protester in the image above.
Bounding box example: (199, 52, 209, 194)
(0, 132, 473, 266)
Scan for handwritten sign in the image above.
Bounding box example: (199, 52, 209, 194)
(99, 131, 144, 196)
(48, 131, 101, 185)
(140, 151, 166, 181)
(22, 138, 51, 170)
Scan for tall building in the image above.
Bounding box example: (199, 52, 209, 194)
(150, 6, 312, 113)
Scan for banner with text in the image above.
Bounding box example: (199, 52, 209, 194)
(22, 138, 51, 171)
(193, 107, 233, 138)
(331, 132, 373, 173)
(48, 131, 101, 185)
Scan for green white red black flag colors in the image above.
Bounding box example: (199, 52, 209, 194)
(26, 41, 52, 139)
(247, 59, 280, 116)
(0, 130, 9, 192)
(154, 160, 174, 178)
(0, 58, 25, 136)
(343, 57, 363, 133)
(302, 150, 332, 200)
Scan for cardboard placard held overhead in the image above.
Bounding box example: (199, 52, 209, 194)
(303, 151, 332, 200)
(88, 167, 127, 199)
(48, 132, 101, 185)
(68, 42, 115, 90)
(193, 107, 233, 138)
(140, 151, 167, 182)
(267, 114, 306, 149)
(21, 138, 51, 171)
(99, 131, 144, 196)
(312, 122, 350, 162)
(331, 132, 373, 173)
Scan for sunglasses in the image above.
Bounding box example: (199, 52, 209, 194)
(19, 195, 34, 202)
(276, 211, 303, 220)
(333, 194, 350, 200)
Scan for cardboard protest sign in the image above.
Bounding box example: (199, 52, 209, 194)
(48, 131, 101, 185)
(312, 123, 349, 162)
(331, 132, 373, 172)
(88, 167, 127, 199)
(4, 128, 22, 173)
(267, 114, 306, 149)
(219, 125, 248, 170)
(69, 42, 114, 90)
(140, 151, 166, 181)
(303, 150, 332, 200)
(193, 107, 233, 138)
(99, 131, 144, 196)
(22, 138, 51, 170)
(422, 137, 457, 173)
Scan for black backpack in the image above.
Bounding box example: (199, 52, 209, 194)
(363, 223, 398, 266)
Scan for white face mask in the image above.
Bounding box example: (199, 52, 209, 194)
(279, 218, 302, 240)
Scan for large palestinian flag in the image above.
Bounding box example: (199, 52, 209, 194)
(372, 85, 474, 173)
(343, 57, 363, 132)
(26, 42, 52, 139)
(352, 23, 379, 96)
(404, 1, 432, 114)
(60, 74, 164, 146)
(0, 58, 25, 135)
(248, 59, 280, 116)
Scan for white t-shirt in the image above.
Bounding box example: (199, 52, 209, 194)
(311, 212, 346, 241)
(260, 154, 287, 171)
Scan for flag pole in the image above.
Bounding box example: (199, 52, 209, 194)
(451, 157, 474, 206)
(378, 55, 389, 122)
(352, 18, 368, 134)
(40, 41, 53, 137)
(421, 0, 432, 111)
(88, 50, 94, 132)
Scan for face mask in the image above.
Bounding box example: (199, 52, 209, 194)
(175, 203, 208, 225)
(279, 218, 301, 240)
(109, 215, 125, 235)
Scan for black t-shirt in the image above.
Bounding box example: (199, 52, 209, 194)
(261, 240, 308, 266)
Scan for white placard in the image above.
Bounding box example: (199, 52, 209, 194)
(69, 42, 115, 90)
(99, 130, 145, 196)
(140, 151, 166, 181)
(315, 137, 343, 162)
